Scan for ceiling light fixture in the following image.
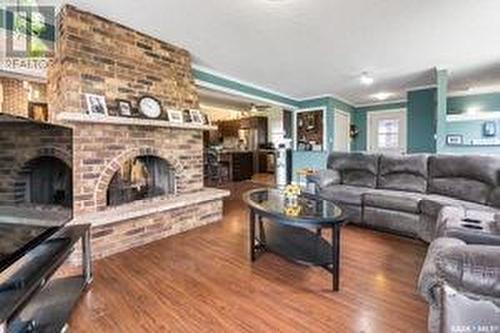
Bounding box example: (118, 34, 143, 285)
(360, 72, 374, 85)
(466, 106, 481, 115)
(372, 92, 393, 101)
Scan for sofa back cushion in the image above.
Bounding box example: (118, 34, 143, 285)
(378, 154, 429, 193)
(327, 152, 379, 188)
(428, 155, 500, 204)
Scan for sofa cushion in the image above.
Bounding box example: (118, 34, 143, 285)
(428, 155, 500, 204)
(327, 152, 379, 188)
(420, 195, 497, 218)
(363, 191, 425, 214)
(378, 154, 428, 193)
(319, 185, 376, 206)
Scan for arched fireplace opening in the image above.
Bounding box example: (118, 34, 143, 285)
(106, 155, 176, 207)
(18, 156, 73, 207)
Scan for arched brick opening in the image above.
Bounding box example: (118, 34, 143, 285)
(11, 148, 73, 206)
(93, 147, 185, 210)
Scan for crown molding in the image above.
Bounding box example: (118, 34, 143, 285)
(297, 93, 355, 108)
(192, 64, 298, 101)
(448, 88, 500, 98)
(354, 99, 407, 109)
(406, 84, 437, 92)
(194, 79, 298, 109)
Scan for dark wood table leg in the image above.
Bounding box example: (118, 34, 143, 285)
(258, 215, 266, 245)
(249, 209, 256, 261)
(332, 225, 341, 291)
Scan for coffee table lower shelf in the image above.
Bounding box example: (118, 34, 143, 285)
(249, 212, 341, 291)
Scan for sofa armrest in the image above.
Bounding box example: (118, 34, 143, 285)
(437, 244, 500, 299)
(419, 237, 500, 303)
(306, 169, 340, 190)
(418, 237, 466, 303)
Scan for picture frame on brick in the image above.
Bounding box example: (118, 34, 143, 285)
(85, 93, 108, 117)
(183, 109, 192, 123)
(201, 112, 211, 125)
(117, 99, 132, 117)
(190, 109, 204, 124)
(167, 109, 183, 123)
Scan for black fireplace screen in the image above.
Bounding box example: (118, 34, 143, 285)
(107, 155, 176, 207)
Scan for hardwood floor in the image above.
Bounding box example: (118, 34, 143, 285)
(68, 181, 429, 332)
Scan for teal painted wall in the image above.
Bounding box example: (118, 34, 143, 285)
(448, 92, 500, 114)
(435, 70, 448, 152)
(193, 69, 299, 108)
(351, 101, 407, 151)
(291, 151, 328, 182)
(292, 96, 354, 179)
(442, 92, 500, 154)
(407, 88, 436, 153)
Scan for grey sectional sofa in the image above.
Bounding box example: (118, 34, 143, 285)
(308, 152, 500, 242)
(308, 152, 500, 333)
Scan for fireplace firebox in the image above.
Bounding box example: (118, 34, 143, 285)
(106, 155, 176, 207)
(18, 156, 72, 208)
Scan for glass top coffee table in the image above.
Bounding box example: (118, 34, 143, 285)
(243, 188, 348, 291)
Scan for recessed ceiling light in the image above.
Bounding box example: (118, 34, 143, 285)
(360, 72, 374, 85)
(372, 92, 393, 101)
(466, 106, 481, 115)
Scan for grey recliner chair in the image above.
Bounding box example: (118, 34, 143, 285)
(418, 236, 500, 333)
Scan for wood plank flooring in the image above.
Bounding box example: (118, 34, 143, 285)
(68, 181, 429, 332)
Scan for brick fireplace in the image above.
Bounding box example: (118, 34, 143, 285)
(45, 5, 228, 259)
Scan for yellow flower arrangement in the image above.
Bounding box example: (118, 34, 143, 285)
(283, 184, 301, 198)
(284, 205, 302, 217)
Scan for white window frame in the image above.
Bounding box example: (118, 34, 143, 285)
(366, 108, 407, 153)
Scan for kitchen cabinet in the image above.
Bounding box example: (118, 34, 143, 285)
(231, 152, 254, 181)
(219, 151, 254, 181)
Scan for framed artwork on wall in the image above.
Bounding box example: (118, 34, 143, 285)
(190, 109, 204, 124)
(85, 93, 108, 117)
(483, 121, 497, 137)
(182, 109, 192, 123)
(201, 112, 211, 125)
(446, 134, 463, 146)
(167, 109, 183, 123)
(28, 102, 48, 122)
(116, 99, 132, 116)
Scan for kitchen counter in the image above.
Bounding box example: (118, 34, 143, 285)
(217, 151, 254, 182)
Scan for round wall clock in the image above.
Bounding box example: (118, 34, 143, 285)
(138, 96, 162, 119)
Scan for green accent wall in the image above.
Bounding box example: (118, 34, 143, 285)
(351, 101, 407, 151)
(448, 92, 500, 114)
(435, 69, 448, 152)
(407, 88, 436, 153)
(442, 92, 500, 154)
(292, 96, 354, 178)
(193, 69, 299, 108)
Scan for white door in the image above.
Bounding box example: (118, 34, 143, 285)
(367, 109, 407, 154)
(334, 110, 351, 152)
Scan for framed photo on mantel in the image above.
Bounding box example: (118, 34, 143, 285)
(85, 93, 108, 117)
(116, 99, 132, 117)
(167, 109, 183, 123)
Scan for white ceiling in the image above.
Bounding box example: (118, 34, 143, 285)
(44, 0, 500, 105)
